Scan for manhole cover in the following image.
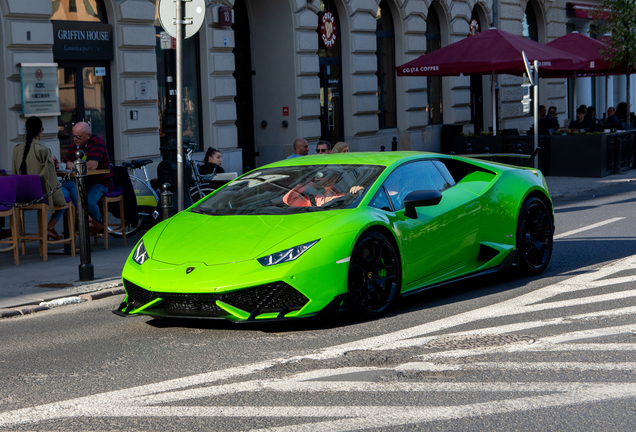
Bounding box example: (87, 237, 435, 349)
(426, 334, 534, 350)
(36, 283, 74, 289)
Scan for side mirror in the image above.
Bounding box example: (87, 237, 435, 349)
(403, 190, 442, 219)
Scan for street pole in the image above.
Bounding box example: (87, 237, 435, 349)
(176, 0, 184, 211)
(491, 72, 497, 136)
(534, 60, 539, 169)
(74, 151, 94, 281)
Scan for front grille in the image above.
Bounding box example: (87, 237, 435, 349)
(124, 280, 159, 308)
(123, 279, 309, 317)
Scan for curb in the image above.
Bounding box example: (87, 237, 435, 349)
(0, 287, 125, 320)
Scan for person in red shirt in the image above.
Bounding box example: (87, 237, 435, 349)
(64, 122, 113, 233)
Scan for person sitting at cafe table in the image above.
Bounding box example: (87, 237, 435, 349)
(64, 121, 113, 234)
(585, 106, 597, 125)
(605, 107, 620, 125)
(569, 107, 593, 131)
(11, 116, 76, 240)
(538, 106, 559, 131)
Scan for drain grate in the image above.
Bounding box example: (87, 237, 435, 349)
(426, 334, 534, 350)
(36, 283, 74, 289)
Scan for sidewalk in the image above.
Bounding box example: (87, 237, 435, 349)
(1, 169, 636, 314)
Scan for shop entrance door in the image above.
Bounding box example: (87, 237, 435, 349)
(57, 62, 113, 159)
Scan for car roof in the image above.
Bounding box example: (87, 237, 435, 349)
(265, 151, 444, 168)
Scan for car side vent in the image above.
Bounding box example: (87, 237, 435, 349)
(478, 244, 500, 262)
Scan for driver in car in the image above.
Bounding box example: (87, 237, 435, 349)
(283, 171, 364, 207)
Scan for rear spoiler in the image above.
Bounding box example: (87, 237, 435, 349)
(455, 147, 541, 160)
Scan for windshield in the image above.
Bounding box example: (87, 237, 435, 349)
(193, 164, 385, 216)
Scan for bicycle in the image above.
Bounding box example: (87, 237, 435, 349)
(107, 159, 160, 238)
(185, 145, 217, 202)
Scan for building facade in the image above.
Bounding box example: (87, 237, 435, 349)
(0, 0, 630, 177)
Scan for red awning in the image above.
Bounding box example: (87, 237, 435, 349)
(566, 2, 611, 20)
(396, 28, 589, 77)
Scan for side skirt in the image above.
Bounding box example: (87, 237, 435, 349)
(401, 249, 519, 298)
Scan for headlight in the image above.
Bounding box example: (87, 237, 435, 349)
(257, 240, 319, 267)
(132, 240, 149, 265)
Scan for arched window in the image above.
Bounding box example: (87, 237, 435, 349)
(523, 4, 538, 42)
(51, 0, 106, 22)
(426, 5, 443, 124)
(376, 0, 396, 129)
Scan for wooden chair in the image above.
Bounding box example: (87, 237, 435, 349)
(0, 176, 19, 265)
(93, 186, 126, 249)
(15, 175, 75, 261)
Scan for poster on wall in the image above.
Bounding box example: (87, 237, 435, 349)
(20, 63, 61, 117)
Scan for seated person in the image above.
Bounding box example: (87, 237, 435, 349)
(64, 122, 113, 234)
(585, 106, 597, 125)
(284, 171, 363, 207)
(569, 107, 593, 130)
(199, 147, 225, 175)
(606, 107, 620, 125)
(538, 106, 559, 131)
(12, 116, 76, 240)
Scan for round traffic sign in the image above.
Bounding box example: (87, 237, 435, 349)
(158, 0, 206, 40)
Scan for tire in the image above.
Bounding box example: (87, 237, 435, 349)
(190, 186, 215, 203)
(347, 231, 401, 317)
(517, 197, 554, 275)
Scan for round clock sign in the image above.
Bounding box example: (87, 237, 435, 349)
(320, 11, 337, 48)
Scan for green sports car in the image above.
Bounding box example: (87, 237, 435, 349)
(116, 151, 554, 321)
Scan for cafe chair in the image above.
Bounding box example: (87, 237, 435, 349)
(15, 175, 75, 261)
(0, 176, 19, 265)
(94, 186, 126, 249)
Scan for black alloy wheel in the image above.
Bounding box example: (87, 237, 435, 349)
(347, 231, 401, 317)
(517, 197, 554, 274)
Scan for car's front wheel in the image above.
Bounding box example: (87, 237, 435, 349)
(517, 196, 554, 274)
(347, 231, 401, 317)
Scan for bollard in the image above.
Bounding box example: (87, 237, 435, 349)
(466, 142, 473, 154)
(484, 146, 490, 154)
(380, 145, 386, 152)
(391, 137, 398, 151)
(74, 151, 94, 281)
(614, 136, 621, 174)
(160, 183, 174, 221)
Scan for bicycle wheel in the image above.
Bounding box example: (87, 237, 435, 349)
(108, 176, 159, 239)
(189, 186, 215, 203)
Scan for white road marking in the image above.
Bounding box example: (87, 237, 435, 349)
(554, 217, 625, 239)
(2, 254, 636, 429)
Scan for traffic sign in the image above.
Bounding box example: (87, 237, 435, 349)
(158, 0, 206, 40)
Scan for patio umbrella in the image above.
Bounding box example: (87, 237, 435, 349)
(396, 28, 589, 135)
(397, 28, 588, 78)
(546, 32, 633, 119)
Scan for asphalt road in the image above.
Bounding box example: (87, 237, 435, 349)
(1, 181, 636, 431)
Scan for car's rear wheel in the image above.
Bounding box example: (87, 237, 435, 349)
(347, 231, 400, 317)
(517, 196, 553, 274)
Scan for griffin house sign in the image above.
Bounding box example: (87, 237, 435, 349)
(53, 22, 113, 61)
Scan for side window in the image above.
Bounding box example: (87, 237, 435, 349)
(433, 160, 456, 188)
(369, 186, 393, 211)
(383, 160, 448, 211)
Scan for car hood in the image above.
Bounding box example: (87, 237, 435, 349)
(150, 210, 339, 266)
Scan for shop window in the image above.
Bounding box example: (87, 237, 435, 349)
(154, 4, 203, 150)
(52, 0, 105, 22)
(426, 6, 443, 124)
(376, 0, 397, 129)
